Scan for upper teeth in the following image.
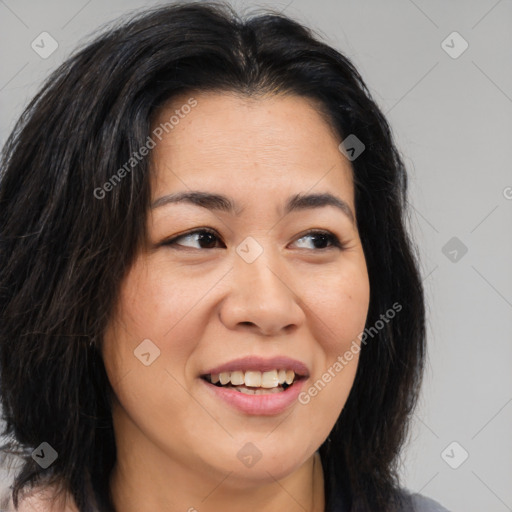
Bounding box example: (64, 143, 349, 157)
(210, 369, 296, 388)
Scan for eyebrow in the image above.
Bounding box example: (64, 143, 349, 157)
(151, 190, 355, 224)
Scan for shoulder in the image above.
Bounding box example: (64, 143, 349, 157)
(2, 485, 78, 512)
(405, 491, 451, 512)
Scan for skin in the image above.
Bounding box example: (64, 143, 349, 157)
(101, 91, 370, 512)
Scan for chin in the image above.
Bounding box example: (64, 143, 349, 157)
(200, 440, 312, 486)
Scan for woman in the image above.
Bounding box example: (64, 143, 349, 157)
(0, 2, 450, 511)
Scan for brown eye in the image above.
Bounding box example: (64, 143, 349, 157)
(162, 229, 225, 250)
(292, 230, 345, 250)
(161, 228, 346, 251)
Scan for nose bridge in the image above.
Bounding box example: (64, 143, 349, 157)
(219, 235, 303, 335)
(236, 235, 287, 298)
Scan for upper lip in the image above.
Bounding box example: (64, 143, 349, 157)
(201, 356, 310, 378)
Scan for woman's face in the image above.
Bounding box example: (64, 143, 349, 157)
(102, 91, 370, 487)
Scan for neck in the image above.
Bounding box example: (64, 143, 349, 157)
(110, 423, 325, 512)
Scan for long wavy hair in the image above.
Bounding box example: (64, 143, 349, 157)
(0, 2, 425, 511)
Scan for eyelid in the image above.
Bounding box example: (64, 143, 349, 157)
(293, 229, 347, 250)
(160, 227, 223, 249)
(160, 227, 348, 250)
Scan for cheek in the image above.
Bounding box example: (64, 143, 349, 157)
(295, 258, 369, 427)
(116, 261, 195, 336)
(100, 262, 209, 454)
(100, 259, 208, 415)
(107, 259, 221, 361)
(304, 258, 370, 354)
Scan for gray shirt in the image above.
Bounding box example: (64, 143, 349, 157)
(410, 492, 451, 511)
(326, 482, 451, 511)
(1, 487, 451, 511)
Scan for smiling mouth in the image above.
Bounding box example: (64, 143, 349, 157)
(201, 369, 305, 394)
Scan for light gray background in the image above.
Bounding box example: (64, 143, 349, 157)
(1, 1, 511, 511)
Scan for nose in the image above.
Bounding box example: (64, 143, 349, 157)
(218, 248, 305, 337)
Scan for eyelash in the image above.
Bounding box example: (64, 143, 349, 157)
(161, 228, 347, 251)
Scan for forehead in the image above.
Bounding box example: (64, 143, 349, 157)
(149, 91, 355, 208)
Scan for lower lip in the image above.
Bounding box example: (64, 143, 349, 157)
(200, 378, 307, 416)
